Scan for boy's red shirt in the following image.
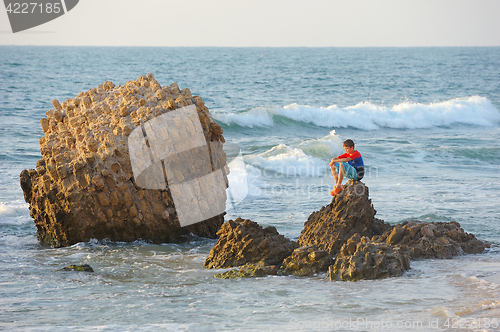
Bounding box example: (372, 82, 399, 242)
(337, 150, 361, 160)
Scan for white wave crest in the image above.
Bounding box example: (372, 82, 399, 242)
(277, 96, 500, 129)
(245, 131, 344, 177)
(298, 130, 344, 160)
(214, 96, 500, 129)
(246, 145, 326, 177)
(213, 107, 274, 127)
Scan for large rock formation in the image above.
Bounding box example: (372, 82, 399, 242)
(20, 74, 227, 247)
(297, 180, 389, 256)
(328, 234, 411, 281)
(203, 217, 299, 269)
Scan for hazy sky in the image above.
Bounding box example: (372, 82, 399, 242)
(1, 0, 499, 47)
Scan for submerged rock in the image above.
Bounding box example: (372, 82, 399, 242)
(20, 75, 227, 247)
(298, 180, 390, 256)
(279, 246, 333, 277)
(61, 264, 94, 272)
(204, 217, 298, 269)
(329, 234, 410, 281)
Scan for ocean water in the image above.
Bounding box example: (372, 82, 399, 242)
(1, 46, 500, 331)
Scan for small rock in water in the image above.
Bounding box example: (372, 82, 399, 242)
(61, 264, 94, 272)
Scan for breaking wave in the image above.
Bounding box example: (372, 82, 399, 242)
(214, 96, 500, 130)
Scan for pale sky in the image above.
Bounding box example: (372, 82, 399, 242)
(1, 0, 499, 47)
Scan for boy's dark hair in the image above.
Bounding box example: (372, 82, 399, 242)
(343, 139, 355, 148)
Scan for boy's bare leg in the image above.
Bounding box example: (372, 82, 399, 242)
(330, 165, 338, 187)
(336, 162, 345, 189)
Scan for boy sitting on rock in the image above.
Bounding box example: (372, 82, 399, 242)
(328, 139, 364, 196)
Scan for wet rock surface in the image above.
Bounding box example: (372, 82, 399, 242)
(203, 217, 299, 269)
(328, 234, 411, 281)
(279, 246, 333, 277)
(20, 75, 227, 247)
(377, 220, 488, 260)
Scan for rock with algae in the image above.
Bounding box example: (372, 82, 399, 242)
(61, 264, 94, 272)
(20, 74, 227, 247)
(213, 262, 279, 279)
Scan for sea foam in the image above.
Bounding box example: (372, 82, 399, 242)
(245, 131, 343, 177)
(215, 96, 500, 130)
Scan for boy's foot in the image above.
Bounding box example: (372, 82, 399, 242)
(330, 185, 344, 196)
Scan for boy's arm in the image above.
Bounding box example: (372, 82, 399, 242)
(329, 156, 352, 165)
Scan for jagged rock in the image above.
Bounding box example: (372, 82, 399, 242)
(377, 220, 487, 259)
(298, 180, 390, 256)
(213, 262, 278, 279)
(278, 246, 333, 276)
(328, 234, 410, 281)
(20, 75, 227, 247)
(204, 217, 299, 269)
(61, 264, 94, 272)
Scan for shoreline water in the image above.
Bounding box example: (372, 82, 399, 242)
(1, 46, 500, 331)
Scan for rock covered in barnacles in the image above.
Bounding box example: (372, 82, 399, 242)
(20, 74, 227, 247)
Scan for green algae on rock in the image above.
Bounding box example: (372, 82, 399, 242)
(61, 264, 94, 272)
(214, 263, 278, 279)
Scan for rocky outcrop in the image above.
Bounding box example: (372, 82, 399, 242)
(203, 217, 299, 269)
(278, 246, 333, 276)
(20, 75, 227, 247)
(297, 180, 390, 256)
(328, 234, 410, 281)
(203, 183, 487, 281)
(376, 220, 487, 260)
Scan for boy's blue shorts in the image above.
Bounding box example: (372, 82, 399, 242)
(335, 162, 358, 180)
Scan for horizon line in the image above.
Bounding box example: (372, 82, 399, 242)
(1, 44, 500, 48)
